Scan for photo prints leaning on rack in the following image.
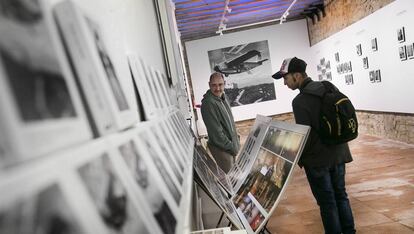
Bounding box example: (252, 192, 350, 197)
(272, 57, 356, 234)
(201, 72, 240, 173)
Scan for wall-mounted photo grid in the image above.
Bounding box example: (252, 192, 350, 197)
(0, 0, 92, 168)
(54, 0, 139, 136)
(231, 121, 309, 234)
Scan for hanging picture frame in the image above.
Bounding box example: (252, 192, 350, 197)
(399, 45, 407, 61)
(397, 27, 405, 43)
(371, 38, 378, 51)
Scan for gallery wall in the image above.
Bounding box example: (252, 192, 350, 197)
(307, 0, 414, 114)
(185, 20, 311, 122)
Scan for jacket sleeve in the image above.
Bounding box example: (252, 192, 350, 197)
(201, 101, 236, 155)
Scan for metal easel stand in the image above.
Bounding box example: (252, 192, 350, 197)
(258, 221, 271, 234)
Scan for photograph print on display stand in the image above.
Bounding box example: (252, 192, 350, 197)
(0, 184, 84, 234)
(0, 0, 92, 166)
(78, 153, 149, 234)
(207, 40, 275, 107)
(397, 27, 406, 43)
(137, 132, 182, 205)
(118, 140, 177, 234)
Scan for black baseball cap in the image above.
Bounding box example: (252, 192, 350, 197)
(272, 57, 307, 79)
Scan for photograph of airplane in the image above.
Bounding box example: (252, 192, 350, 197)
(208, 40, 276, 107)
(213, 50, 268, 77)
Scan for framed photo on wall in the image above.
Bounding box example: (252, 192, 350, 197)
(399, 45, 407, 61)
(371, 38, 378, 51)
(335, 52, 340, 62)
(356, 44, 362, 56)
(369, 71, 375, 83)
(363, 57, 369, 69)
(375, 70, 382, 82)
(406, 44, 414, 59)
(397, 27, 405, 43)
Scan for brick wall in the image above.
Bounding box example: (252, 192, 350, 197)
(308, 0, 395, 46)
(235, 111, 414, 145)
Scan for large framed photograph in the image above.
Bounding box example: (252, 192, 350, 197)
(207, 40, 275, 107)
(54, 0, 139, 135)
(397, 27, 405, 43)
(0, 0, 91, 167)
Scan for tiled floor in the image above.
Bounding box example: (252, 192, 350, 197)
(266, 134, 414, 233)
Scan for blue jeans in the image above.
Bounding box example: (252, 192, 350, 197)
(305, 163, 355, 234)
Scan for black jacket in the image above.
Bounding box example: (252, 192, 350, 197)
(293, 77, 353, 168)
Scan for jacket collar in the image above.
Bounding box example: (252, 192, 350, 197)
(299, 77, 312, 92)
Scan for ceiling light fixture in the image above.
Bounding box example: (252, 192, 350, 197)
(216, 0, 230, 35)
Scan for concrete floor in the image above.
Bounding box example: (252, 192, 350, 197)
(267, 134, 414, 233)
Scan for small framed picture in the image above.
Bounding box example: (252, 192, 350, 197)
(335, 52, 340, 62)
(326, 72, 332, 81)
(326, 61, 331, 70)
(363, 57, 369, 69)
(369, 71, 375, 83)
(406, 44, 414, 59)
(397, 27, 405, 43)
(399, 45, 407, 61)
(348, 61, 352, 72)
(356, 44, 362, 56)
(318, 74, 323, 81)
(375, 70, 381, 82)
(371, 38, 378, 51)
(317, 64, 322, 71)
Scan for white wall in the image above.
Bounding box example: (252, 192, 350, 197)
(185, 19, 311, 122)
(73, 0, 167, 74)
(308, 0, 414, 114)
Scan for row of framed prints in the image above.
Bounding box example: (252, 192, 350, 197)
(0, 111, 195, 234)
(193, 115, 310, 234)
(0, 0, 176, 168)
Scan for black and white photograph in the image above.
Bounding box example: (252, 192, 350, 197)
(86, 18, 129, 112)
(326, 71, 332, 81)
(406, 44, 414, 59)
(369, 71, 375, 83)
(150, 127, 184, 184)
(397, 26, 406, 43)
(356, 44, 362, 56)
(0, 0, 76, 122)
(335, 52, 340, 62)
(0, 0, 91, 165)
(399, 45, 407, 61)
(375, 69, 382, 82)
(363, 57, 369, 69)
(345, 74, 354, 85)
(138, 133, 182, 205)
(0, 184, 84, 234)
(119, 140, 177, 234)
(371, 38, 378, 51)
(207, 40, 275, 107)
(78, 153, 149, 234)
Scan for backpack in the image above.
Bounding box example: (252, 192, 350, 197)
(313, 81, 358, 145)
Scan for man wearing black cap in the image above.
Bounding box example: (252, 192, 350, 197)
(272, 57, 356, 234)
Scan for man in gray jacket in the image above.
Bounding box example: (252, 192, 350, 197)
(201, 72, 240, 173)
(272, 57, 356, 234)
